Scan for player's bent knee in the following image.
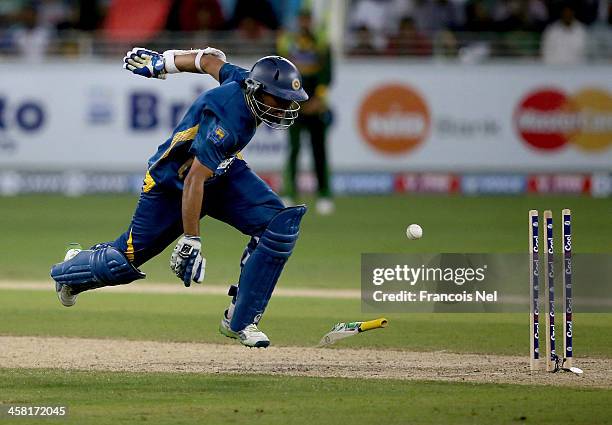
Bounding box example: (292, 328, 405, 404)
(90, 246, 145, 284)
(50, 246, 145, 293)
(229, 205, 307, 331)
(258, 206, 307, 258)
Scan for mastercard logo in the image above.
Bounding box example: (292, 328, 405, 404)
(514, 88, 612, 152)
(358, 84, 430, 155)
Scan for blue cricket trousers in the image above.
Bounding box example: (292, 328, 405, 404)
(112, 159, 284, 267)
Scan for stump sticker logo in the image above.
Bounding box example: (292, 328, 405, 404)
(514, 87, 612, 152)
(358, 84, 430, 155)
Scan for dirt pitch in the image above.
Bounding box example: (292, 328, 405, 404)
(1, 282, 611, 388)
(1, 336, 611, 388)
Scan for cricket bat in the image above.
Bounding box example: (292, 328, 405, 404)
(318, 318, 388, 347)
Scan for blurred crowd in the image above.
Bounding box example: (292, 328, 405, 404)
(1, 0, 611, 63)
(0, 0, 98, 59)
(348, 0, 612, 62)
(0, 0, 307, 58)
(0, 0, 306, 34)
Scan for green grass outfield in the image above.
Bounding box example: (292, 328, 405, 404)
(2, 369, 612, 425)
(1, 194, 610, 286)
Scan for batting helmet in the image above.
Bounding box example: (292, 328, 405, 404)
(245, 56, 309, 129)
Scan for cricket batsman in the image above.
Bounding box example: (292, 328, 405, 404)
(49, 47, 309, 348)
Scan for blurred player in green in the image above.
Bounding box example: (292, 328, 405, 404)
(277, 8, 334, 215)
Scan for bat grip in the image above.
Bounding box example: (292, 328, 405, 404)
(359, 318, 388, 332)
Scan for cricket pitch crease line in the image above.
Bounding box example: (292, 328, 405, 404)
(0, 281, 360, 299)
(3, 282, 611, 307)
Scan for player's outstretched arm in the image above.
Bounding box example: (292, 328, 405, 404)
(173, 51, 226, 82)
(123, 47, 226, 82)
(170, 157, 214, 287)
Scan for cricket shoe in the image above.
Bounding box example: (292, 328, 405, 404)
(55, 243, 81, 307)
(238, 324, 270, 348)
(218, 309, 239, 340)
(219, 313, 270, 348)
(281, 197, 295, 207)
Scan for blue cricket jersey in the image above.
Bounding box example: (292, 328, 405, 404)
(143, 63, 256, 192)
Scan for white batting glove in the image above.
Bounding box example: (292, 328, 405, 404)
(170, 235, 206, 287)
(123, 47, 167, 79)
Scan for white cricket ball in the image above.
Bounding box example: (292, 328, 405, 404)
(406, 224, 423, 240)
